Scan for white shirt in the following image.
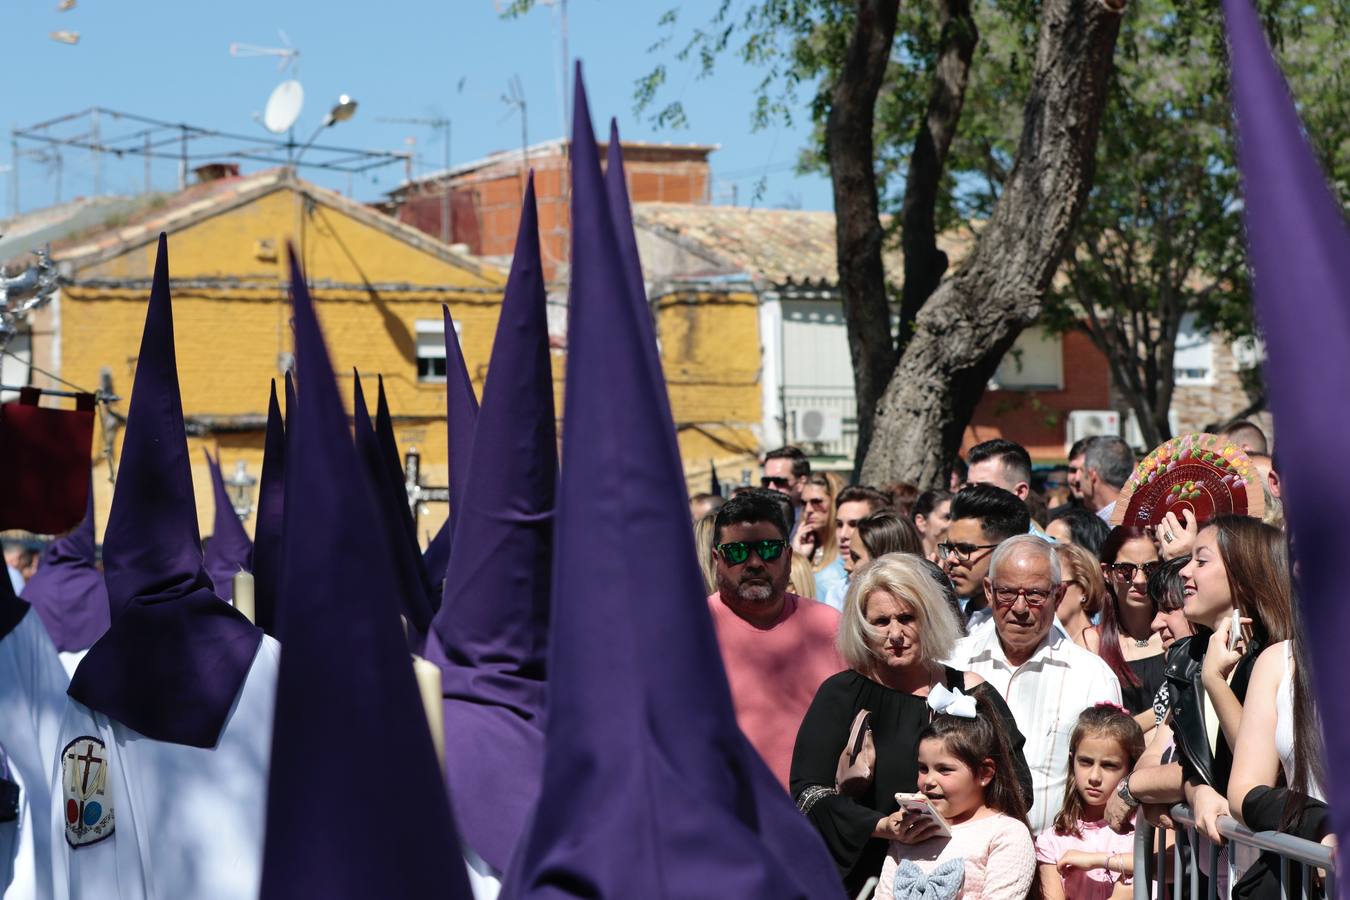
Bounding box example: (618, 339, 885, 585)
(946, 625, 1121, 833)
(50, 636, 279, 900)
(0, 611, 68, 900)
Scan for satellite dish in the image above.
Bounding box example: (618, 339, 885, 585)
(263, 80, 304, 134)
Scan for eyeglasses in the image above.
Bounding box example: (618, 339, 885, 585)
(937, 542, 1000, 562)
(716, 539, 787, 566)
(991, 586, 1056, 609)
(1106, 561, 1162, 582)
(760, 476, 792, 489)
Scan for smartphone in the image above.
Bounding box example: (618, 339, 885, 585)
(1227, 608, 1242, 651)
(894, 792, 952, 838)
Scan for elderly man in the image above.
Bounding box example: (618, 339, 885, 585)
(940, 485, 1030, 630)
(707, 490, 842, 789)
(946, 535, 1121, 833)
(1082, 436, 1135, 522)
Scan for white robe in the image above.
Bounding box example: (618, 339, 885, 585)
(0, 610, 70, 900)
(50, 635, 279, 900)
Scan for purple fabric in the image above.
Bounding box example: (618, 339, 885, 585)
(21, 479, 110, 652)
(353, 373, 433, 641)
(260, 247, 470, 899)
(201, 450, 253, 602)
(375, 375, 440, 615)
(500, 68, 844, 899)
(420, 310, 478, 590)
(67, 233, 262, 749)
(250, 380, 285, 636)
(423, 173, 554, 872)
(374, 376, 410, 507)
(1222, 0, 1350, 866)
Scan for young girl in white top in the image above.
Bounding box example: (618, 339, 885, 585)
(1036, 703, 1146, 900)
(874, 690, 1036, 900)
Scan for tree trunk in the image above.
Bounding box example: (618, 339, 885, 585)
(827, 0, 900, 478)
(899, 0, 979, 348)
(860, 0, 1125, 488)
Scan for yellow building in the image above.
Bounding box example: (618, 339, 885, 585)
(23, 168, 505, 543)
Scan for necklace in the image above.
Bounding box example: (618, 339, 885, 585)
(1133, 637, 1151, 648)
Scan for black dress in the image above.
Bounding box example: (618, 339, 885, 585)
(789, 667, 1033, 897)
(1122, 653, 1168, 717)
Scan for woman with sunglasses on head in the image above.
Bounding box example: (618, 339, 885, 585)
(1053, 543, 1106, 653)
(792, 473, 847, 601)
(790, 553, 1032, 896)
(1097, 527, 1166, 726)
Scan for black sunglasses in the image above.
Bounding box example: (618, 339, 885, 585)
(760, 476, 792, 489)
(717, 539, 787, 566)
(1106, 561, 1162, 581)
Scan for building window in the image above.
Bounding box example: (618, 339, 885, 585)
(415, 318, 460, 383)
(1174, 314, 1214, 386)
(989, 327, 1064, 391)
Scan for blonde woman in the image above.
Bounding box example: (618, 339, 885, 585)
(789, 553, 1032, 896)
(791, 473, 845, 599)
(789, 551, 818, 600)
(1054, 542, 1105, 653)
(693, 512, 718, 596)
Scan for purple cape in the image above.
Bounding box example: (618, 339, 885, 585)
(1222, 0, 1350, 862)
(499, 67, 844, 899)
(67, 233, 262, 749)
(424, 172, 554, 872)
(21, 481, 110, 652)
(259, 247, 471, 898)
(202, 449, 254, 602)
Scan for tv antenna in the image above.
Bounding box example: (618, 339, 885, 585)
(378, 116, 452, 242)
(229, 30, 300, 73)
(230, 32, 305, 137)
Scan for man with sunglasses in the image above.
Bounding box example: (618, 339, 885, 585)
(761, 446, 810, 521)
(706, 490, 842, 790)
(945, 535, 1122, 833)
(940, 485, 1032, 631)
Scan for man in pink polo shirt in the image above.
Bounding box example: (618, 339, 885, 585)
(707, 489, 844, 790)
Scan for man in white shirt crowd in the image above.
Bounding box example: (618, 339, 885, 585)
(946, 534, 1122, 834)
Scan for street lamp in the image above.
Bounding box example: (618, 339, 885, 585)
(294, 95, 359, 165)
(224, 459, 258, 523)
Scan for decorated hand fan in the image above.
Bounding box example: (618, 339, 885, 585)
(1111, 433, 1264, 529)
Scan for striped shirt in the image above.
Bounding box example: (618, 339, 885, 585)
(946, 626, 1121, 834)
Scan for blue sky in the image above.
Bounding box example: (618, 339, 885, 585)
(4, 0, 833, 216)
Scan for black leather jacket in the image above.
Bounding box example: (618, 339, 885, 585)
(1164, 630, 1264, 792)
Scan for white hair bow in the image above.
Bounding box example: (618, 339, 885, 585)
(927, 683, 977, 719)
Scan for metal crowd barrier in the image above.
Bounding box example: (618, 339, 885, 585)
(1133, 804, 1335, 900)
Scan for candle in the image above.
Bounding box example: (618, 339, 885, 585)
(411, 655, 445, 771)
(232, 570, 255, 624)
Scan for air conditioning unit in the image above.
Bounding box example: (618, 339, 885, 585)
(793, 407, 844, 444)
(1065, 410, 1120, 450)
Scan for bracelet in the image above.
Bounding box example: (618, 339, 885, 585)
(1117, 774, 1140, 809)
(795, 785, 837, 815)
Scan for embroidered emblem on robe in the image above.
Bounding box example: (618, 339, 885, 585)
(62, 736, 114, 847)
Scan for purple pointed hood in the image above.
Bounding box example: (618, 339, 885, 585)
(422, 306, 480, 582)
(1222, 0, 1350, 855)
(202, 450, 253, 602)
(501, 69, 843, 899)
(423, 173, 554, 872)
(250, 380, 285, 636)
(353, 372, 434, 641)
(376, 375, 439, 615)
(260, 248, 471, 898)
(68, 233, 262, 749)
(21, 479, 110, 652)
